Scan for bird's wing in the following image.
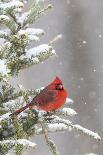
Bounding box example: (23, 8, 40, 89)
(31, 86, 58, 106)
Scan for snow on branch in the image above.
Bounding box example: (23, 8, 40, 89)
(0, 112, 11, 122)
(22, 4, 52, 27)
(65, 97, 74, 104)
(25, 28, 44, 36)
(52, 116, 101, 141)
(0, 15, 16, 32)
(17, 11, 30, 25)
(0, 0, 24, 13)
(2, 87, 44, 111)
(57, 107, 77, 116)
(0, 59, 10, 76)
(84, 153, 97, 155)
(26, 44, 56, 58)
(3, 96, 26, 111)
(0, 42, 11, 57)
(35, 116, 101, 141)
(73, 124, 101, 141)
(17, 28, 45, 42)
(0, 139, 37, 148)
(0, 84, 101, 142)
(41, 122, 60, 155)
(19, 44, 56, 65)
(0, 15, 10, 23)
(25, 28, 45, 41)
(35, 123, 69, 134)
(0, 30, 9, 39)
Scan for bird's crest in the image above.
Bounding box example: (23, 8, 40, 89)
(53, 76, 62, 84)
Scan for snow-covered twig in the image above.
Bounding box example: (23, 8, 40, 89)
(26, 44, 56, 58)
(25, 28, 45, 41)
(35, 123, 69, 134)
(0, 59, 10, 76)
(19, 44, 56, 69)
(35, 116, 101, 141)
(52, 116, 101, 141)
(49, 34, 62, 45)
(22, 4, 52, 27)
(83, 153, 97, 155)
(57, 107, 77, 116)
(0, 112, 11, 122)
(0, 139, 37, 148)
(0, 1, 24, 12)
(0, 15, 10, 22)
(0, 15, 16, 32)
(73, 124, 101, 141)
(0, 30, 9, 39)
(25, 28, 44, 36)
(41, 122, 60, 155)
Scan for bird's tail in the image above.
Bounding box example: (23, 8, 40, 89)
(9, 103, 30, 117)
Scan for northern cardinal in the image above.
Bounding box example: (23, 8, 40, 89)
(10, 76, 68, 116)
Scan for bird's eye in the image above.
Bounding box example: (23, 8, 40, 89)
(56, 84, 64, 90)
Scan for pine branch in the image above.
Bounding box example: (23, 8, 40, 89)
(21, 4, 53, 28)
(7, 44, 56, 74)
(0, 15, 16, 33)
(0, 1, 24, 14)
(41, 122, 60, 155)
(0, 139, 37, 148)
(0, 30, 9, 39)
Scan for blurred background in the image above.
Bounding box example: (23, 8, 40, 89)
(10, 0, 103, 154)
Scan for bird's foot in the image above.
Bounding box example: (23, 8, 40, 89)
(44, 111, 56, 122)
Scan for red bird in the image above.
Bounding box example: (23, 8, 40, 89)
(10, 76, 68, 116)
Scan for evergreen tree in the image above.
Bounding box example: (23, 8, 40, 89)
(0, 0, 101, 155)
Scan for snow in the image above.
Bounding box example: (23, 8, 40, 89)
(18, 29, 27, 36)
(36, 0, 45, 3)
(0, 30, 8, 36)
(0, 15, 10, 21)
(48, 123, 69, 132)
(80, 77, 84, 81)
(19, 55, 27, 60)
(84, 153, 97, 155)
(93, 68, 96, 72)
(0, 59, 10, 75)
(59, 107, 77, 116)
(17, 11, 29, 24)
(50, 34, 62, 45)
(98, 34, 102, 38)
(73, 124, 101, 141)
(25, 28, 44, 41)
(3, 96, 26, 110)
(35, 123, 71, 134)
(0, 1, 24, 10)
(0, 112, 11, 122)
(18, 28, 44, 41)
(26, 44, 56, 58)
(82, 40, 87, 44)
(17, 139, 37, 147)
(28, 35, 40, 41)
(65, 97, 74, 104)
(21, 44, 56, 61)
(52, 116, 101, 141)
(0, 139, 37, 148)
(26, 28, 44, 36)
(4, 42, 11, 48)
